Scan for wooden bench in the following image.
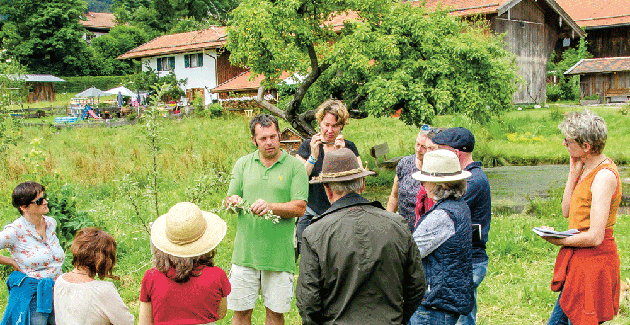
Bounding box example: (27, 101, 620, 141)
(604, 88, 630, 103)
(369, 142, 403, 169)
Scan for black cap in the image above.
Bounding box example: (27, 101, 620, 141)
(431, 127, 475, 152)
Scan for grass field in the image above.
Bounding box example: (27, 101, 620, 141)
(0, 104, 628, 323)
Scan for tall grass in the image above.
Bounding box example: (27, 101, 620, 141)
(0, 105, 628, 323)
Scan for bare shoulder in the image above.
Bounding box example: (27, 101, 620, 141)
(592, 168, 617, 191)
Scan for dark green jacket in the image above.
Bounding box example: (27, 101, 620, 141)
(296, 193, 426, 325)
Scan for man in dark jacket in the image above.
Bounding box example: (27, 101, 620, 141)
(296, 148, 426, 325)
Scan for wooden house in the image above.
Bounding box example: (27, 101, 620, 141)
(555, 0, 630, 58)
(416, 0, 585, 104)
(21, 74, 65, 103)
(565, 57, 630, 102)
(279, 127, 304, 155)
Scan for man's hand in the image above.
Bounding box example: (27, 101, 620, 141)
(225, 195, 243, 209)
(250, 199, 271, 216)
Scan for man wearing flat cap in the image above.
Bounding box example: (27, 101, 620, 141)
(430, 127, 491, 325)
(296, 148, 426, 325)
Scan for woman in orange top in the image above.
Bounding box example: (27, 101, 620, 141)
(544, 110, 621, 325)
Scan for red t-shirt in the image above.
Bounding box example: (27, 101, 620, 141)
(140, 266, 231, 324)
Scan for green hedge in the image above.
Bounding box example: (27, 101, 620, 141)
(57, 76, 130, 94)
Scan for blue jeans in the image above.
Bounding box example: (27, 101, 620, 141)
(456, 260, 488, 325)
(409, 305, 459, 325)
(29, 297, 55, 325)
(547, 292, 572, 325)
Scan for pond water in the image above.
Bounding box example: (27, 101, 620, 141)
(365, 164, 630, 214)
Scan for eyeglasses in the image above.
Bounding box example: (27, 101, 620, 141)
(31, 193, 47, 206)
(563, 138, 576, 145)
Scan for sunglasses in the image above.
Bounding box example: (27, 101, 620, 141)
(31, 193, 47, 206)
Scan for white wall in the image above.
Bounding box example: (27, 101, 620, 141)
(142, 48, 218, 105)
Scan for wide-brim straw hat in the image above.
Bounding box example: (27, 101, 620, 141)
(310, 148, 375, 184)
(412, 149, 472, 182)
(151, 202, 227, 258)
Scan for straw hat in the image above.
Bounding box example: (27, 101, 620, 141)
(151, 202, 227, 258)
(412, 149, 472, 182)
(310, 148, 375, 184)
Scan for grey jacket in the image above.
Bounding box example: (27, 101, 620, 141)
(296, 193, 426, 325)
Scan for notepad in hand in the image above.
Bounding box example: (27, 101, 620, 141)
(532, 227, 579, 238)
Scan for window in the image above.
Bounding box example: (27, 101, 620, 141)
(184, 53, 204, 68)
(157, 57, 175, 71)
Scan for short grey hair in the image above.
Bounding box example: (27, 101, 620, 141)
(559, 110, 607, 154)
(249, 114, 279, 137)
(327, 178, 364, 195)
(431, 180, 467, 201)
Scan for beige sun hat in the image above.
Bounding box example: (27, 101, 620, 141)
(412, 149, 472, 182)
(151, 202, 227, 258)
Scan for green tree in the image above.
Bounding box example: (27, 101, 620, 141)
(0, 0, 94, 76)
(227, 0, 518, 135)
(90, 24, 149, 75)
(547, 38, 592, 101)
(0, 53, 25, 151)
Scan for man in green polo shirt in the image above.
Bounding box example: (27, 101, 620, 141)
(225, 114, 309, 325)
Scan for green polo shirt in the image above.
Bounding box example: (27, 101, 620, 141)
(227, 150, 309, 273)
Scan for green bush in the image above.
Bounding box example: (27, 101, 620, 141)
(583, 94, 600, 100)
(546, 83, 562, 102)
(58, 76, 129, 94)
(208, 103, 223, 117)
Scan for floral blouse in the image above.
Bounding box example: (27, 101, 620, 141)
(0, 216, 65, 279)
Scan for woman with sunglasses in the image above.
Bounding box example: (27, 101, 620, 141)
(0, 181, 65, 324)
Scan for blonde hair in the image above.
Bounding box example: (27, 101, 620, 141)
(315, 100, 349, 127)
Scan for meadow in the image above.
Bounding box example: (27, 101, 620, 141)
(0, 104, 628, 324)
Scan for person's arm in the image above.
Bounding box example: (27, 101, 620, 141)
(402, 235, 426, 324)
(0, 256, 20, 272)
(217, 297, 228, 320)
(546, 168, 616, 247)
(412, 210, 455, 258)
(0, 227, 20, 272)
(250, 199, 306, 219)
(562, 156, 583, 218)
(138, 302, 153, 325)
(296, 236, 323, 325)
(225, 157, 245, 209)
(101, 283, 134, 325)
(296, 138, 319, 176)
(386, 175, 399, 213)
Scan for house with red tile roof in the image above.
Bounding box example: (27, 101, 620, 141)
(414, 0, 584, 103)
(565, 57, 630, 102)
(118, 27, 249, 105)
(79, 12, 117, 42)
(555, 0, 630, 58)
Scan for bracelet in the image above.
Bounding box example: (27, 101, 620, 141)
(307, 156, 317, 164)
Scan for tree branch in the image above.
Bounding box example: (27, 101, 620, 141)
(255, 86, 286, 119)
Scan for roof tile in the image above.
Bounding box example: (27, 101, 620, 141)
(80, 12, 116, 30)
(118, 27, 228, 59)
(211, 71, 291, 93)
(565, 57, 630, 74)
(555, 0, 630, 28)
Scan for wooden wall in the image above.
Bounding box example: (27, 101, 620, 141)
(216, 50, 248, 85)
(26, 82, 56, 103)
(580, 71, 630, 98)
(491, 0, 559, 103)
(586, 26, 630, 58)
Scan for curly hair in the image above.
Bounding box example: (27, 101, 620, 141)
(12, 181, 45, 215)
(153, 246, 216, 283)
(71, 227, 119, 280)
(315, 99, 349, 127)
(559, 109, 607, 154)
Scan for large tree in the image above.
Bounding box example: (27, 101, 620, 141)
(227, 0, 518, 136)
(90, 24, 150, 75)
(0, 0, 94, 76)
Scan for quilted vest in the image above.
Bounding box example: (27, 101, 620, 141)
(420, 198, 474, 315)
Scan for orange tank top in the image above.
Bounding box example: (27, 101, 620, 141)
(568, 161, 622, 231)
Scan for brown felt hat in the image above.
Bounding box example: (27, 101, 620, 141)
(310, 148, 375, 184)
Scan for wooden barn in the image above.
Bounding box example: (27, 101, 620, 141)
(565, 57, 630, 102)
(555, 0, 630, 58)
(418, 0, 585, 104)
(22, 74, 65, 103)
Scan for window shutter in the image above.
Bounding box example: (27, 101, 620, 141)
(169, 57, 175, 70)
(198, 53, 203, 67)
(184, 55, 189, 68)
(157, 58, 162, 71)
